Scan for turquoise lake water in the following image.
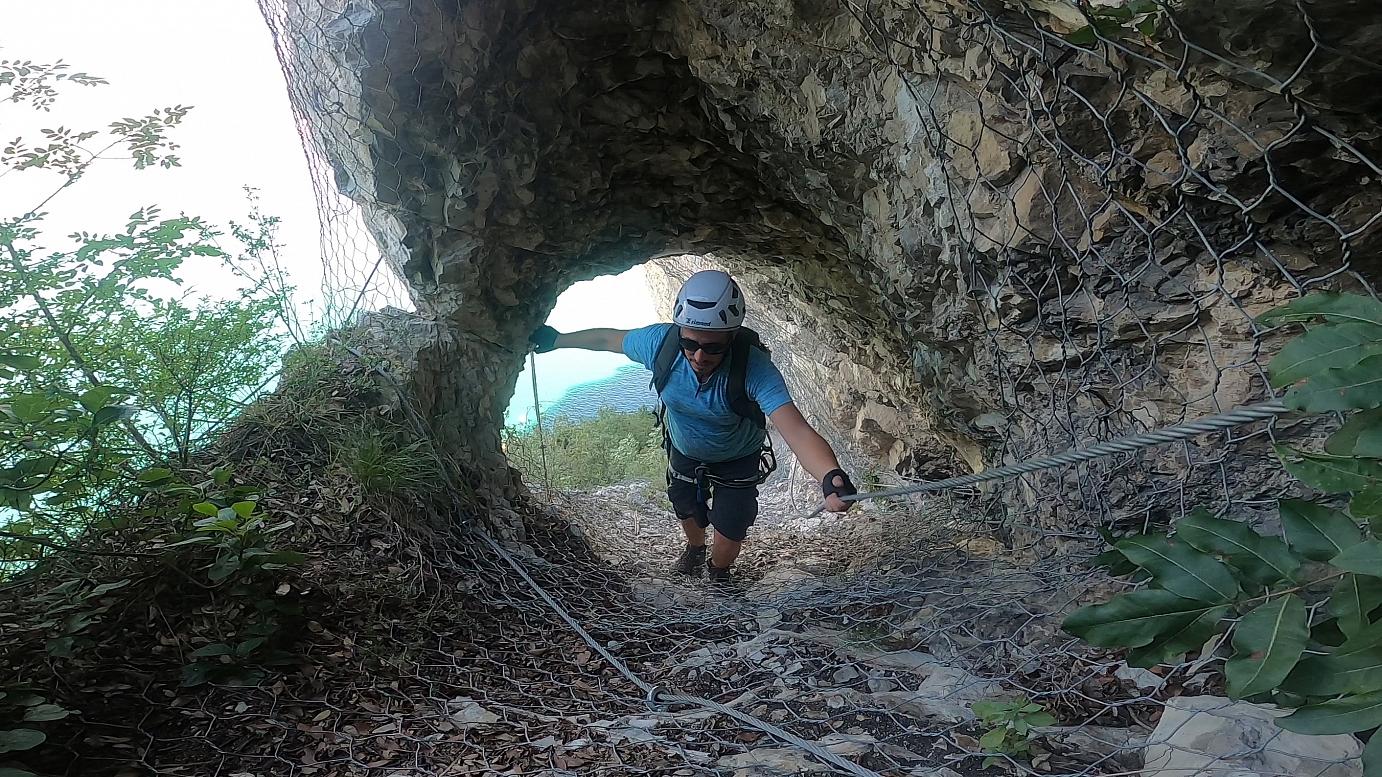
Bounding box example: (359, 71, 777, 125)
(505, 355, 657, 428)
(503, 266, 662, 428)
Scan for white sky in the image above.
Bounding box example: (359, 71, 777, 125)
(2, 1, 323, 311)
(546, 268, 659, 332)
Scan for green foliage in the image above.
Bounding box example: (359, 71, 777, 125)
(0, 688, 69, 765)
(335, 430, 434, 496)
(99, 288, 284, 456)
(0, 58, 107, 111)
(861, 468, 885, 492)
(1177, 509, 1300, 585)
(179, 596, 300, 687)
(0, 57, 286, 576)
(0, 59, 306, 747)
(1064, 589, 1223, 649)
(972, 697, 1056, 769)
(1278, 692, 1382, 736)
(28, 572, 129, 661)
(1114, 534, 1239, 602)
(1224, 595, 1308, 699)
(1062, 0, 1165, 45)
(1258, 293, 1382, 330)
(0, 685, 71, 775)
(503, 408, 666, 490)
(178, 494, 297, 582)
(119, 467, 302, 687)
(1, 201, 285, 465)
(1063, 292, 1382, 768)
(11, 463, 305, 694)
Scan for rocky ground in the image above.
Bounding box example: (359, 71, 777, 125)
(4, 432, 1365, 776)
(525, 476, 1365, 777)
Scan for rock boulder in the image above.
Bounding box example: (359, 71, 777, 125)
(1143, 696, 1363, 777)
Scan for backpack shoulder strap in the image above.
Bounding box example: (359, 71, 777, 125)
(651, 324, 680, 395)
(728, 328, 766, 429)
(653, 324, 767, 429)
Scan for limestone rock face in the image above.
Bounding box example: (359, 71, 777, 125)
(1142, 696, 1363, 777)
(263, 0, 1382, 530)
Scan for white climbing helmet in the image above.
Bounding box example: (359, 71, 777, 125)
(673, 270, 745, 331)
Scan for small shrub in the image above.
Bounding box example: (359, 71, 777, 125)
(973, 697, 1056, 768)
(137, 466, 305, 684)
(335, 430, 434, 496)
(0, 55, 285, 578)
(0, 688, 71, 769)
(179, 597, 299, 687)
(503, 408, 666, 489)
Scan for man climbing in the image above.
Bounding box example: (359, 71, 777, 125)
(529, 269, 857, 583)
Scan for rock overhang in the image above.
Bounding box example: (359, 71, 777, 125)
(263, 0, 1382, 532)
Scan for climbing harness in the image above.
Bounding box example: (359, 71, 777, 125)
(654, 325, 778, 489)
(665, 442, 778, 502)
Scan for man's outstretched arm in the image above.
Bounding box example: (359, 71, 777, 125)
(530, 325, 627, 353)
(769, 402, 857, 512)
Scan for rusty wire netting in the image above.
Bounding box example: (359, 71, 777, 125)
(247, 0, 1382, 775)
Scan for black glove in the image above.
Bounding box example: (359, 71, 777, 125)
(529, 325, 560, 353)
(821, 468, 857, 500)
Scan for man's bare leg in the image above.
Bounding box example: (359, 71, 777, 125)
(709, 529, 742, 571)
(681, 516, 706, 547)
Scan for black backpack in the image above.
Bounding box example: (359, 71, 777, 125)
(650, 326, 768, 429)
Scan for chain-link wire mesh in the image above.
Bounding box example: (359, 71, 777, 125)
(240, 0, 1382, 775)
(876, 0, 1380, 545)
(258, 0, 414, 327)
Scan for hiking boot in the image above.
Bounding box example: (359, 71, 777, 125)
(706, 558, 733, 585)
(673, 544, 707, 576)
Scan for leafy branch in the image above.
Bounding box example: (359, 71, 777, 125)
(3, 239, 163, 462)
(1063, 293, 1382, 770)
(0, 58, 106, 111)
(0, 56, 302, 775)
(0, 530, 158, 560)
(1, 58, 284, 572)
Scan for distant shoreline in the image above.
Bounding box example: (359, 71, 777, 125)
(508, 363, 656, 430)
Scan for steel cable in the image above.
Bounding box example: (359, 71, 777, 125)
(806, 401, 1289, 518)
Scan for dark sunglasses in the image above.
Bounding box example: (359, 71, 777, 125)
(680, 337, 730, 355)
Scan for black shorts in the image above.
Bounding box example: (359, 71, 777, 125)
(667, 448, 761, 542)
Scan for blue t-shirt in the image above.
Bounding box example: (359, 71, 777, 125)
(623, 323, 794, 463)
